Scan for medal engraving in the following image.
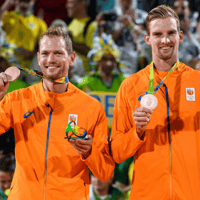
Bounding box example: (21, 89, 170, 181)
(140, 94, 158, 110)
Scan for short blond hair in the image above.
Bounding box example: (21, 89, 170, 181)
(39, 27, 73, 54)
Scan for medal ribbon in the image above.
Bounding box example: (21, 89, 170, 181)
(151, 60, 180, 94)
(138, 60, 180, 101)
(17, 67, 69, 83)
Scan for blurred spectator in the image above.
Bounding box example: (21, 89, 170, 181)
(95, 0, 149, 75)
(173, 0, 199, 34)
(90, 173, 125, 200)
(137, 0, 174, 13)
(173, 0, 199, 68)
(0, 156, 15, 199)
(0, 0, 47, 81)
(78, 33, 125, 92)
(66, 0, 97, 73)
(78, 33, 125, 132)
(0, 21, 19, 68)
(34, 0, 68, 27)
(114, 156, 134, 199)
(194, 61, 200, 70)
(50, 19, 68, 33)
(68, 55, 85, 86)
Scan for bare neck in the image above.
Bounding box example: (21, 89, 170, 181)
(153, 58, 178, 72)
(42, 79, 68, 94)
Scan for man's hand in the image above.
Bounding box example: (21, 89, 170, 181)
(133, 107, 153, 139)
(68, 135, 93, 159)
(118, 14, 133, 28)
(96, 12, 107, 27)
(118, 7, 136, 28)
(125, 8, 136, 24)
(0, 72, 10, 100)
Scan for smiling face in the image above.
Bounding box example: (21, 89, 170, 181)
(144, 17, 183, 63)
(37, 36, 75, 80)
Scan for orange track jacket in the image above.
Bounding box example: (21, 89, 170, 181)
(111, 63, 200, 200)
(0, 82, 115, 200)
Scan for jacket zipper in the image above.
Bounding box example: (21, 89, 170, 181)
(44, 108, 53, 200)
(164, 84, 172, 199)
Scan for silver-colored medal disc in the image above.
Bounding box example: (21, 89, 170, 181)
(140, 94, 158, 110)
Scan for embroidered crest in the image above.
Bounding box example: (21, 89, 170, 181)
(186, 88, 195, 101)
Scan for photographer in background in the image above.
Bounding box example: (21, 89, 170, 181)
(173, 0, 200, 68)
(173, 0, 199, 34)
(95, 0, 149, 75)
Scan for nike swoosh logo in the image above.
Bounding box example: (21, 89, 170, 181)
(24, 110, 33, 118)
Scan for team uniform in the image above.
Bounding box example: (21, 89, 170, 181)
(68, 17, 97, 72)
(111, 63, 200, 199)
(0, 82, 114, 200)
(2, 11, 47, 69)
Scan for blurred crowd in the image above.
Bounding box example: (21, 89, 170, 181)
(0, 0, 200, 199)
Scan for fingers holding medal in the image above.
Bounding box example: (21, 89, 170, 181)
(133, 107, 152, 126)
(133, 106, 153, 138)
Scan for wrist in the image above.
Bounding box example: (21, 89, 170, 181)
(136, 128, 144, 139)
(82, 148, 92, 159)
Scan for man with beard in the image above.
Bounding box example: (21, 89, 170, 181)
(0, 0, 47, 73)
(111, 5, 200, 200)
(0, 27, 114, 200)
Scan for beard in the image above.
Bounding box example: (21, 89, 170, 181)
(158, 47, 175, 60)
